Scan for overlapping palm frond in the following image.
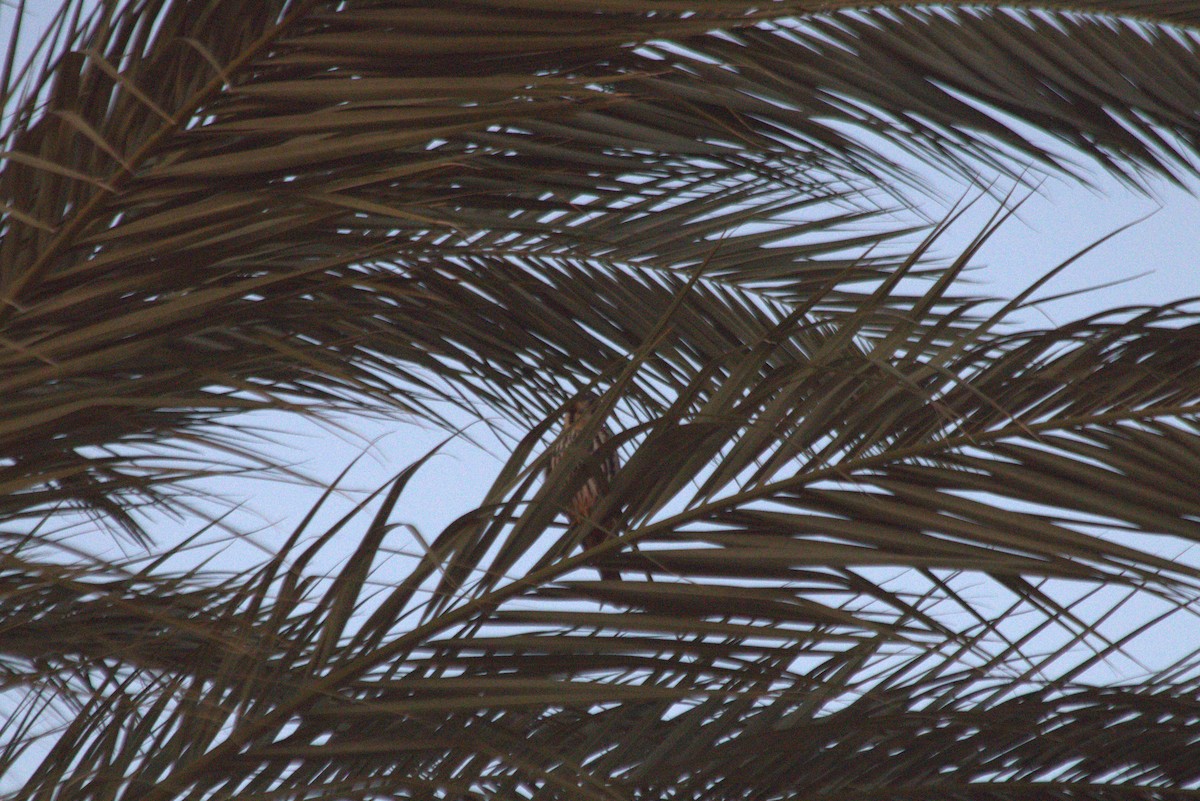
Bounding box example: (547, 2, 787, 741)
(6, 0, 1200, 533)
(14, 269, 1200, 796)
(7, 0, 1200, 799)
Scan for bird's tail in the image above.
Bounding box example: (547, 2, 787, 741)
(581, 528, 621, 582)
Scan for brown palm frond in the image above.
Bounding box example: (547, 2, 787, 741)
(5, 1, 1200, 536)
(7, 2, 1200, 800)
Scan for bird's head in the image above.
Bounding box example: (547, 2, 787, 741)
(564, 392, 601, 426)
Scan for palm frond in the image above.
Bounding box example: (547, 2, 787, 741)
(6, 2, 1200, 798)
(4, 0, 1200, 536)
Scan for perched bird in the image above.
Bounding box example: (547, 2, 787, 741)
(547, 393, 621, 581)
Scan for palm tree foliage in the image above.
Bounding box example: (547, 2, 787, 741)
(5, 0, 1200, 798)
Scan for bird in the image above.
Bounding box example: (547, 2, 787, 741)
(546, 393, 621, 582)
